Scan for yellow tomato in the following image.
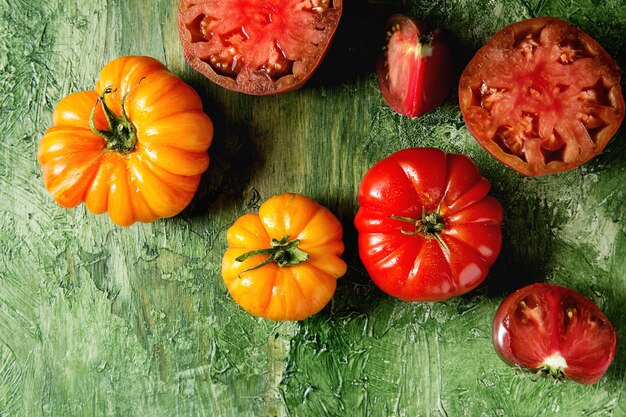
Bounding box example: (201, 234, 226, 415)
(222, 194, 347, 321)
(38, 56, 213, 226)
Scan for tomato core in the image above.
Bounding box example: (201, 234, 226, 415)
(89, 87, 137, 154)
(540, 353, 568, 379)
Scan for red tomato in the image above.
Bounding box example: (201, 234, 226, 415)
(493, 283, 617, 384)
(459, 17, 625, 176)
(377, 15, 454, 118)
(354, 148, 503, 301)
(178, 0, 342, 95)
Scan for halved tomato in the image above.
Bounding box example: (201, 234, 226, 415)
(493, 283, 617, 384)
(377, 15, 454, 118)
(178, 0, 342, 95)
(459, 17, 624, 176)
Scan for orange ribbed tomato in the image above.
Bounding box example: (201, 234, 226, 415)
(222, 194, 347, 321)
(38, 56, 213, 226)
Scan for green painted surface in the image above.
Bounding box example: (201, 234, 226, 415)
(1, 0, 625, 416)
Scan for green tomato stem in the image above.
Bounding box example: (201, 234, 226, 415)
(89, 86, 138, 154)
(235, 235, 309, 273)
(389, 205, 450, 255)
(538, 365, 566, 381)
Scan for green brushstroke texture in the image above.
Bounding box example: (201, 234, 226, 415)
(1, 0, 625, 416)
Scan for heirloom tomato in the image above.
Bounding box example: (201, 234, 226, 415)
(178, 0, 342, 95)
(222, 193, 347, 321)
(459, 17, 624, 176)
(377, 14, 454, 118)
(493, 283, 617, 384)
(37, 56, 213, 226)
(355, 148, 502, 301)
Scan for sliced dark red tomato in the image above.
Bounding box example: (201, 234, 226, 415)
(459, 17, 625, 176)
(178, 0, 342, 95)
(492, 283, 617, 384)
(377, 15, 454, 118)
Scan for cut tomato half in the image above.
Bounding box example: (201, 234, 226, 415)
(493, 283, 617, 384)
(459, 17, 624, 176)
(178, 0, 342, 95)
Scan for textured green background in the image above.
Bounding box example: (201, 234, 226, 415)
(1, 0, 625, 416)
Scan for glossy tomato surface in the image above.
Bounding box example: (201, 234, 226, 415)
(222, 194, 347, 321)
(354, 148, 503, 301)
(37, 56, 213, 226)
(377, 15, 454, 118)
(459, 17, 625, 176)
(178, 0, 342, 95)
(493, 283, 617, 384)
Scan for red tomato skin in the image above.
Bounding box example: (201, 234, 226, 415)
(493, 283, 617, 384)
(355, 148, 503, 301)
(377, 15, 454, 118)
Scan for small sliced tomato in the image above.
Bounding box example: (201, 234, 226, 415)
(377, 15, 454, 118)
(178, 0, 342, 95)
(493, 283, 617, 384)
(460, 17, 625, 176)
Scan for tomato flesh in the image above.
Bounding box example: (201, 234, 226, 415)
(377, 15, 454, 118)
(493, 283, 617, 384)
(460, 17, 624, 176)
(179, 0, 342, 95)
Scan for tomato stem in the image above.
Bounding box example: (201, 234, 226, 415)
(235, 235, 309, 273)
(418, 33, 433, 46)
(538, 365, 566, 381)
(89, 86, 137, 154)
(389, 204, 450, 255)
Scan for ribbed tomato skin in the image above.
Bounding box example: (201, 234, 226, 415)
(355, 148, 502, 301)
(222, 194, 347, 321)
(38, 56, 213, 226)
